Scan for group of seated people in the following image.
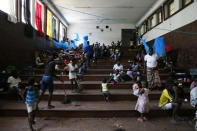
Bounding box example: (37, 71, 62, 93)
(0, 42, 197, 130)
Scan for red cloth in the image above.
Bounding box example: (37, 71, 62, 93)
(64, 59, 70, 64)
(165, 46, 172, 52)
(36, 2, 44, 37)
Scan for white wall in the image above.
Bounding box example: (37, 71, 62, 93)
(68, 23, 134, 45)
(142, 0, 197, 42)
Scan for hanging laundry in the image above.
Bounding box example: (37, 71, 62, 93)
(47, 11, 52, 40)
(36, 2, 44, 37)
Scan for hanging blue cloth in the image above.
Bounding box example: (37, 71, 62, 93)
(71, 40, 77, 49)
(52, 40, 64, 49)
(52, 40, 69, 50)
(83, 36, 88, 49)
(140, 38, 149, 54)
(74, 33, 80, 41)
(153, 37, 166, 57)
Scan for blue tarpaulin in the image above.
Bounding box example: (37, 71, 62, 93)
(153, 37, 166, 57)
(140, 38, 149, 54)
(83, 36, 88, 49)
(52, 40, 76, 51)
(140, 37, 166, 57)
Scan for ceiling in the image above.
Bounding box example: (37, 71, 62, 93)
(50, 0, 158, 25)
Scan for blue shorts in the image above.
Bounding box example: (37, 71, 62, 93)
(41, 75, 54, 93)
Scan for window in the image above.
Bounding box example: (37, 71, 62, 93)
(147, 17, 153, 30)
(140, 26, 143, 35)
(150, 17, 154, 28)
(182, 0, 193, 7)
(169, 1, 175, 16)
(21, 0, 32, 24)
(0, 0, 17, 23)
(52, 16, 59, 40)
(64, 26, 67, 38)
(157, 9, 162, 24)
(59, 22, 66, 42)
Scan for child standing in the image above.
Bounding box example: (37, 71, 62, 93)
(24, 78, 39, 131)
(101, 78, 110, 102)
(133, 82, 149, 122)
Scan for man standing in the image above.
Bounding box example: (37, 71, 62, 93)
(37, 57, 63, 109)
(84, 41, 92, 68)
(144, 48, 161, 89)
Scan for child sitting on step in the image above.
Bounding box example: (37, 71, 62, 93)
(109, 70, 120, 84)
(101, 78, 110, 102)
(133, 81, 149, 122)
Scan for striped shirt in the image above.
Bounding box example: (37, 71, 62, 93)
(25, 86, 37, 104)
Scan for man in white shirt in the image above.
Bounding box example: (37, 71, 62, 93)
(7, 71, 24, 101)
(144, 48, 160, 89)
(113, 61, 123, 72)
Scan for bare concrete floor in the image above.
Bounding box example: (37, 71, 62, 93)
(0, 117, 195, 131)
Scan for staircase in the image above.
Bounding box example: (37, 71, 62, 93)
(0, 49, 194, 118)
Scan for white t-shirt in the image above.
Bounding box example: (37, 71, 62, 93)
(68, 63, 78, 79)
(144, 54, 158, 68)
(126, 70, 133, 78)
(102, 83, 108, 92)
(7, 76, 21, 88)
(113, 73, 120, 82)
(35, 57, 44, 66)
(113, 64, 123, 71)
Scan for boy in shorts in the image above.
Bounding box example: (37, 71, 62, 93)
(24, 78, 39, 131)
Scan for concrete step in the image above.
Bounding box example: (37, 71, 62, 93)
(21, 80, 190, 89)
(0, 100, 193, 117)
(33, 68, 174, 75)
(20, 73, 174, 81)
(0, 89, 190, 101)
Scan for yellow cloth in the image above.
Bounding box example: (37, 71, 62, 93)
(159, 89, 173, 107)
(102, 83, 108, 92)
(47, 12, 52, 40)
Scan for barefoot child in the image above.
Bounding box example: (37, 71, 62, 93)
(133, 82, 149, 122)
(24, 78, 39, 131)
(101, 78, 110, 102)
